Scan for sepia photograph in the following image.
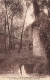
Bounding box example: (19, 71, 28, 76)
(0, 0, 50, 80)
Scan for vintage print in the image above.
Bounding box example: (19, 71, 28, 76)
(0, 0, 50, 80)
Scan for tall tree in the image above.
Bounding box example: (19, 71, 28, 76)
(10, 0, 23, 50)
(3, 0, 14, 51)
(4, 0, 7, 54)
(18, 0, 31, 53)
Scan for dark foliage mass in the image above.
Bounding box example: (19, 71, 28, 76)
(4, 0, 23, 17)
(10, 1, 23, 17)
(33, 0, 40, 16)
(4, 0, 13, 6)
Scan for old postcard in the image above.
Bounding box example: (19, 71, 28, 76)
(0, 0, 50, 80)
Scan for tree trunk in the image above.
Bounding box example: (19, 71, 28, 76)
(4, 2, 7, 54)
(18, 7, 28, 53)
(10, 16, 14, 50)
(4, 17, 6, 54)
(7, 15, 11, 50)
